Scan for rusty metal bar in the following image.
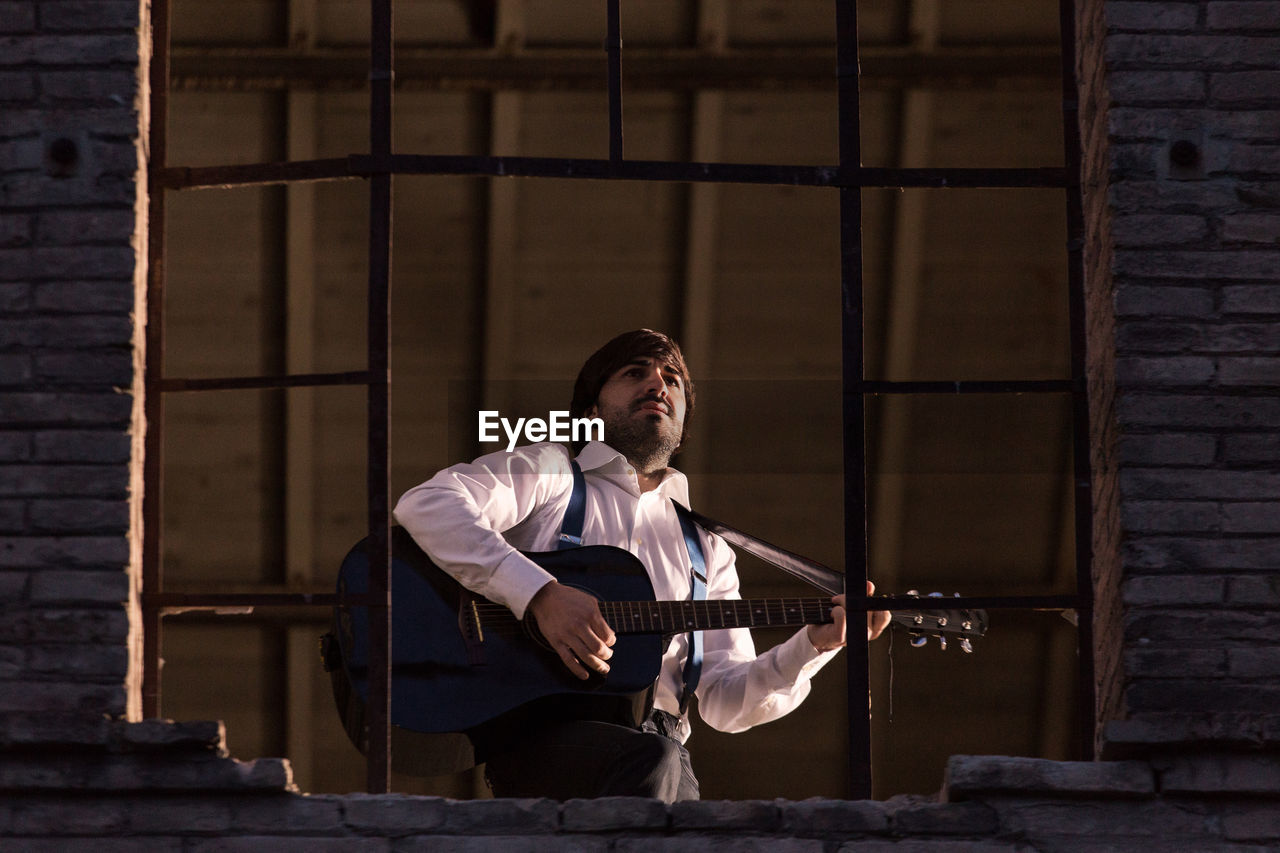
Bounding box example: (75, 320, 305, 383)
(1058, 0, 1097, 761)
(365, 0, 394, 796)
(860, 379, 1078, 394)
(835, 0, 873, 802)
(156, 370, 376, 393)
(167, 44, 1063, 92)
(156, 157, 1068, 192)
(606, 0, 623, 165)
(141, 0, 172, 722)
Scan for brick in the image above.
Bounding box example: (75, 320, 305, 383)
(36, 1, 141, 31)
(118, 796, 232, 833)
(1113, 215, 1210, 248)
(1229, 647, 1280, 678)
(1220, 214, 1280, 246)
(1222, 502, 1280, 533)
(1113, 251, 1280, 281)
(29, 498, 128, 532)
(405, 839, 604, 853)
(1106, 35, 1279, 69)
(1160, 754, 1280, 794)
(0, 247, 137, 282)
(33, 280, 136, 314)
(26, 642, 127, 677)
(1122, 469, 1280, 501)
(0, 392, 134, 427)
(186, 840, 389, 853)
(119, 719, 226, 752)
(888, 801, 998, 835)
(779, 799, 888, 833)
(0, 498, 24, 531)
(0, 680, 124, 714)
(0, 212, 32, 247)
(0, 353, 33, 384)
(672, 799, 778, 830)
(1226, 574, 1280, 605)
(1122, 501, 1220, 532)
(1222, 804, 1280, 841)
(1124, 535, 1280, 570)
(0, 282, 30, 311)
(1105, 712, 1280, 748)
(1217, 358, 1280, 386)
(1105, 2, 1200, 30)
(4, 463, 132, 496)
(34, 349, 135, 384)
(1114, 322, 1203, 353)
(1117, 434, 1216, 466)
(0, 34, 139, 66)
(835, 843, 1021, 853)
(0, 754, 293, 792)
(440, 799, 560, 834)
(1221, 434, 1279, 464)
(0, 841, 182, 853)
(227, 794, 347, 834)
(1127, 610, 1280, 643)
(0, 70, 34, 99)
(1207, 2, 1280, 29)
(1128, 680, 1280, 714)
(1110, 177, 1243, 212)
(996, 800, 1214, 838)
(0, 2, 34, 33)
(36, 209, 138, 246)
(10, 797, 128, 834)
(27, 607, 128, 643)
(0, 570, 26, 599)
(1108, 71, 1206, 104)
(0, 170, 138, 207)
(1114, 287, 1214, 319)
(1222, 285, 1280, 315)
(1116, 356, 1215, 386)
(33, 430, 131, 462)
(1122, 574, 1226, 605)
(0, 316, 136, 348)
(28, 569, 129, 603)
(0, 535, 129, 568)
(565, 796, 669, 831)
(944, 756, 1155, 800)
(341, 793, 448, 834)
(1119, 394, 1280, 429)
(1210, 72, 1280, 106)
(1125, 647, 1228, 678)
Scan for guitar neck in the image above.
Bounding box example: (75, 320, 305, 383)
(598, 598, 833, 635)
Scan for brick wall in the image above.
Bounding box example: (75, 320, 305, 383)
(1086, 0, 1280, 755)
(3, 0, 1280, 848)
(0, 0, 147, 734)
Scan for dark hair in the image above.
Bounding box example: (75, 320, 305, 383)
(569, 329, 695, 453)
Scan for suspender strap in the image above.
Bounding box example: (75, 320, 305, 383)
(557, 459, 586, 549)
(673, 501, 707, 714)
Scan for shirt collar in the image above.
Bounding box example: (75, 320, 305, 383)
(575, 440, 690, 504)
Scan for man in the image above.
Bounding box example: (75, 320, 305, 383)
(394, 329, 890, 801)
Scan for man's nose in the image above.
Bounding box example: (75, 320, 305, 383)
(643, 368, 668, 397)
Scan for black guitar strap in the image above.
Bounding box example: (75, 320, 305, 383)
(680, 508, 846, 596)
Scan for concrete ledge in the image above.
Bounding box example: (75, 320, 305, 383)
(943, 756, 1156, 800)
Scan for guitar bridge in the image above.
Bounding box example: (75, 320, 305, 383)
(458, 590, 486, 666)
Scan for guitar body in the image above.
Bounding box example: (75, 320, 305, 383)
(326, 527, 665, 775)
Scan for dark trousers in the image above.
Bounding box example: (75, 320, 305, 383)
(484, 710, 699, 802)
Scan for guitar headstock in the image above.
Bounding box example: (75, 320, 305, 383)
(888, 591, 988, 653)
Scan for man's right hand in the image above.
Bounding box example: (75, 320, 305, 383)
(526, 581, 617, 680)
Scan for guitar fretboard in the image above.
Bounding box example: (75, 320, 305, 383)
(598, 598, 835, 635)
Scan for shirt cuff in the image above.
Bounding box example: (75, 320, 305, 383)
(776, 627, 842, 683)
(488, 549, 557, 620)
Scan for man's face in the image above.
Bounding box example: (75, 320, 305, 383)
(587, 356, 686, 466)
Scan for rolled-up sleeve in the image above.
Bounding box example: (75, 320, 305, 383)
(691, 532, 841, 733)
(392, 443, 573, 619)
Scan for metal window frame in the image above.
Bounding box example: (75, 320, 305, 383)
(143, 0, 1092, 798)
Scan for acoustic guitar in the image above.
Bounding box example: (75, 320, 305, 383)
(322, 526, 986, 776)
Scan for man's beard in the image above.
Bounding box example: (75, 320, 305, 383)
(601, 406, 681, 474)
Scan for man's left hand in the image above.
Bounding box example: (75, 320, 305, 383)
(807, 581, 892, 652)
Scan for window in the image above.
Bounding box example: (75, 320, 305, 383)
(144, 0, 1090, 799)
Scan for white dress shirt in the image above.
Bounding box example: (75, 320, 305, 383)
(392, 440, 840, 742)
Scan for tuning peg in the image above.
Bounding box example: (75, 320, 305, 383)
(939, 635, 947, 651)
(910, 635, 928, 648)
(960, 638, 973, 654)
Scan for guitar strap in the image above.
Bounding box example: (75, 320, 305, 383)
(557, 459, 587, 549)
(673, 502, 707, 714)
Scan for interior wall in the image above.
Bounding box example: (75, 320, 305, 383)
(156, 0, 1075, 799)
